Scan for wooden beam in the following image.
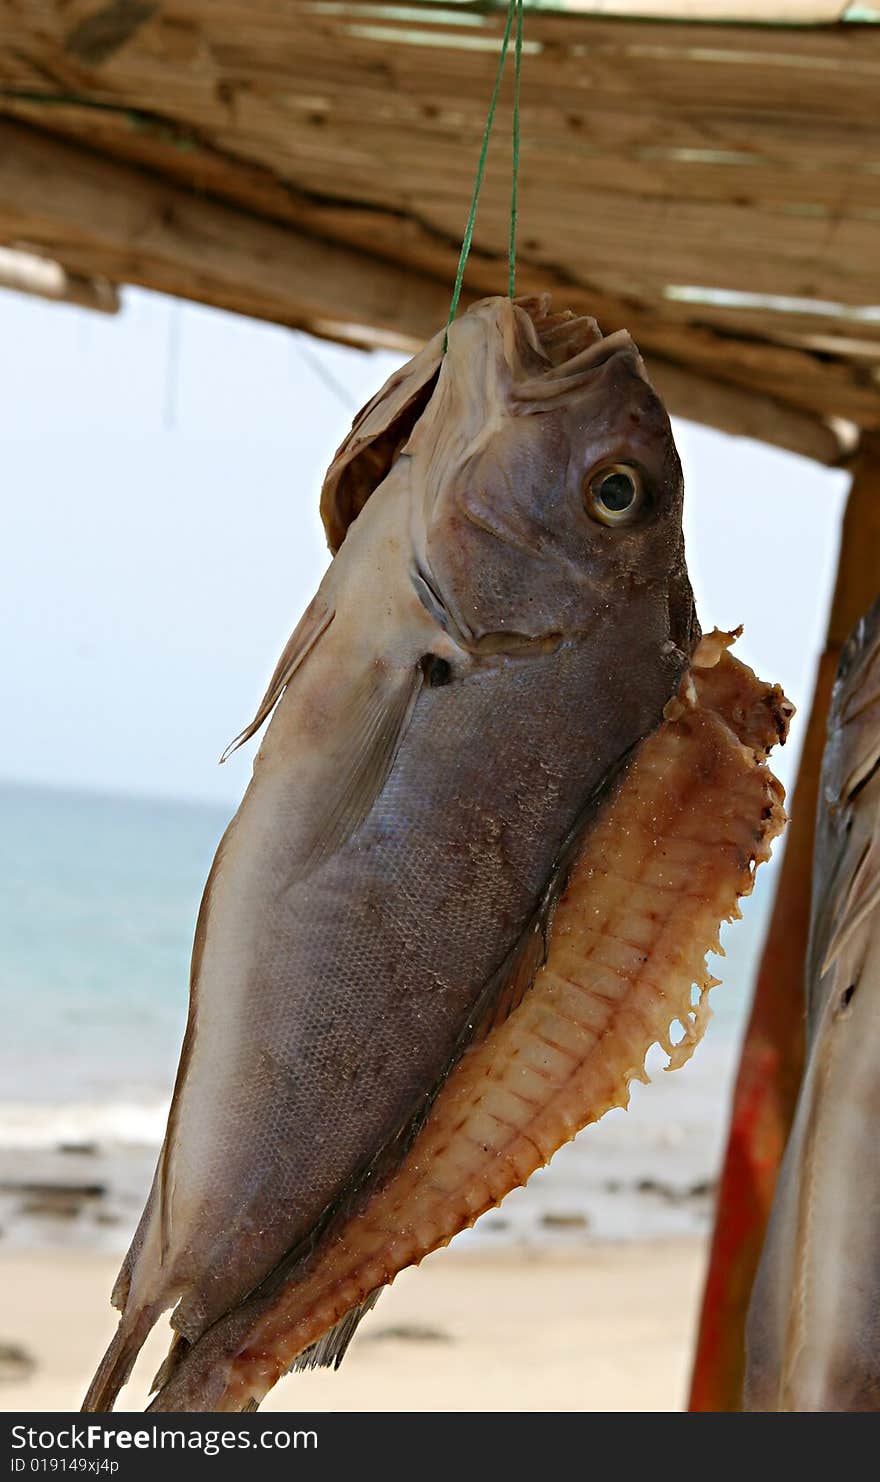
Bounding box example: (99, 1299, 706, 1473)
(3, 6, 880, 332)
(0, 119, 849, 463)
(688, 430, 880, 1412)
(363, 1, 853, 20)
(0, 244, 118, 313)
(644, 357, 843, 466)
(1, 91, 875, 429)
(0, 120, 451, 343)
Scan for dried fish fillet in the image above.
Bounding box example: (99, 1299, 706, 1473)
(149, 633, 790, 1411)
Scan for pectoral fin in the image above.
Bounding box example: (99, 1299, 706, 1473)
(220, 597, 334, 761)
(294, 660, 423, 878)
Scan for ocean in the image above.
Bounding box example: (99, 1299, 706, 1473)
(0, 779, 779, 1252)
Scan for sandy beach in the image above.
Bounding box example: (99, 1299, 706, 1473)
(0, 1239, 705, 1413)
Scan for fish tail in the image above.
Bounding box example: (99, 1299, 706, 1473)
(81, 1305, 159, 1412)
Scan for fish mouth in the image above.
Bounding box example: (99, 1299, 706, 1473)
(511, 294, 648, 403)
(514, 294, 604, 365)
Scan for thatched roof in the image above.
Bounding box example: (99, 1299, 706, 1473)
(1, 2, 878, 462)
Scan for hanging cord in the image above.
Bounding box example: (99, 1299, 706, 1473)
(509, 0, 524, 300)
(445, 0, 524, 348)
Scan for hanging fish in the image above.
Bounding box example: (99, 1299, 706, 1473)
(745, 599, 880, 1412)
(83, 295, 787, 1412)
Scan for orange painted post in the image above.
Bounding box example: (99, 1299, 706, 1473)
(688, 433, 880, 1412)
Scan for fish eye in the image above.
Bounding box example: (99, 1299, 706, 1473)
(584, 463, 645, 527)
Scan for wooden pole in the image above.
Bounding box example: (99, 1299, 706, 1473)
(688, 431, 880, 1411)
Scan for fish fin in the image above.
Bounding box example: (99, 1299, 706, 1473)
(293, 662, 423, 878)
(149, 1332, 189, 1395)
(147, 1296, 383, 1410)
(220, 597, 334, 761)
(320, 337, 444, 552)
(291, 1290, 383, 1372)
(82, 1304, 161, 1412)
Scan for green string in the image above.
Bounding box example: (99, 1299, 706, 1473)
(509, 0, 524, 300)
(445, 0, 523, 349)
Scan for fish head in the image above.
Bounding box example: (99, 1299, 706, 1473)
(407, 296, 696, 658)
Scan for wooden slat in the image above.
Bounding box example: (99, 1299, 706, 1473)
(0, 117, 851, 460)
(2, 10, 878, 327)
(4, 95, 875, 374)
(2, 91, 878, 349)
(0, 4, 876, 442)
(4, 16, 879, 185)
(0, 111, 873, 427)
(0, 118, 451, 339)
(5, 9, 880, 159)
(7, 15, 880, 132)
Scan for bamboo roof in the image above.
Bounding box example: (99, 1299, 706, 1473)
(1, 2, 878, 462)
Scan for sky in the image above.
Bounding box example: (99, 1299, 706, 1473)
(0, 285, 849, 810)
